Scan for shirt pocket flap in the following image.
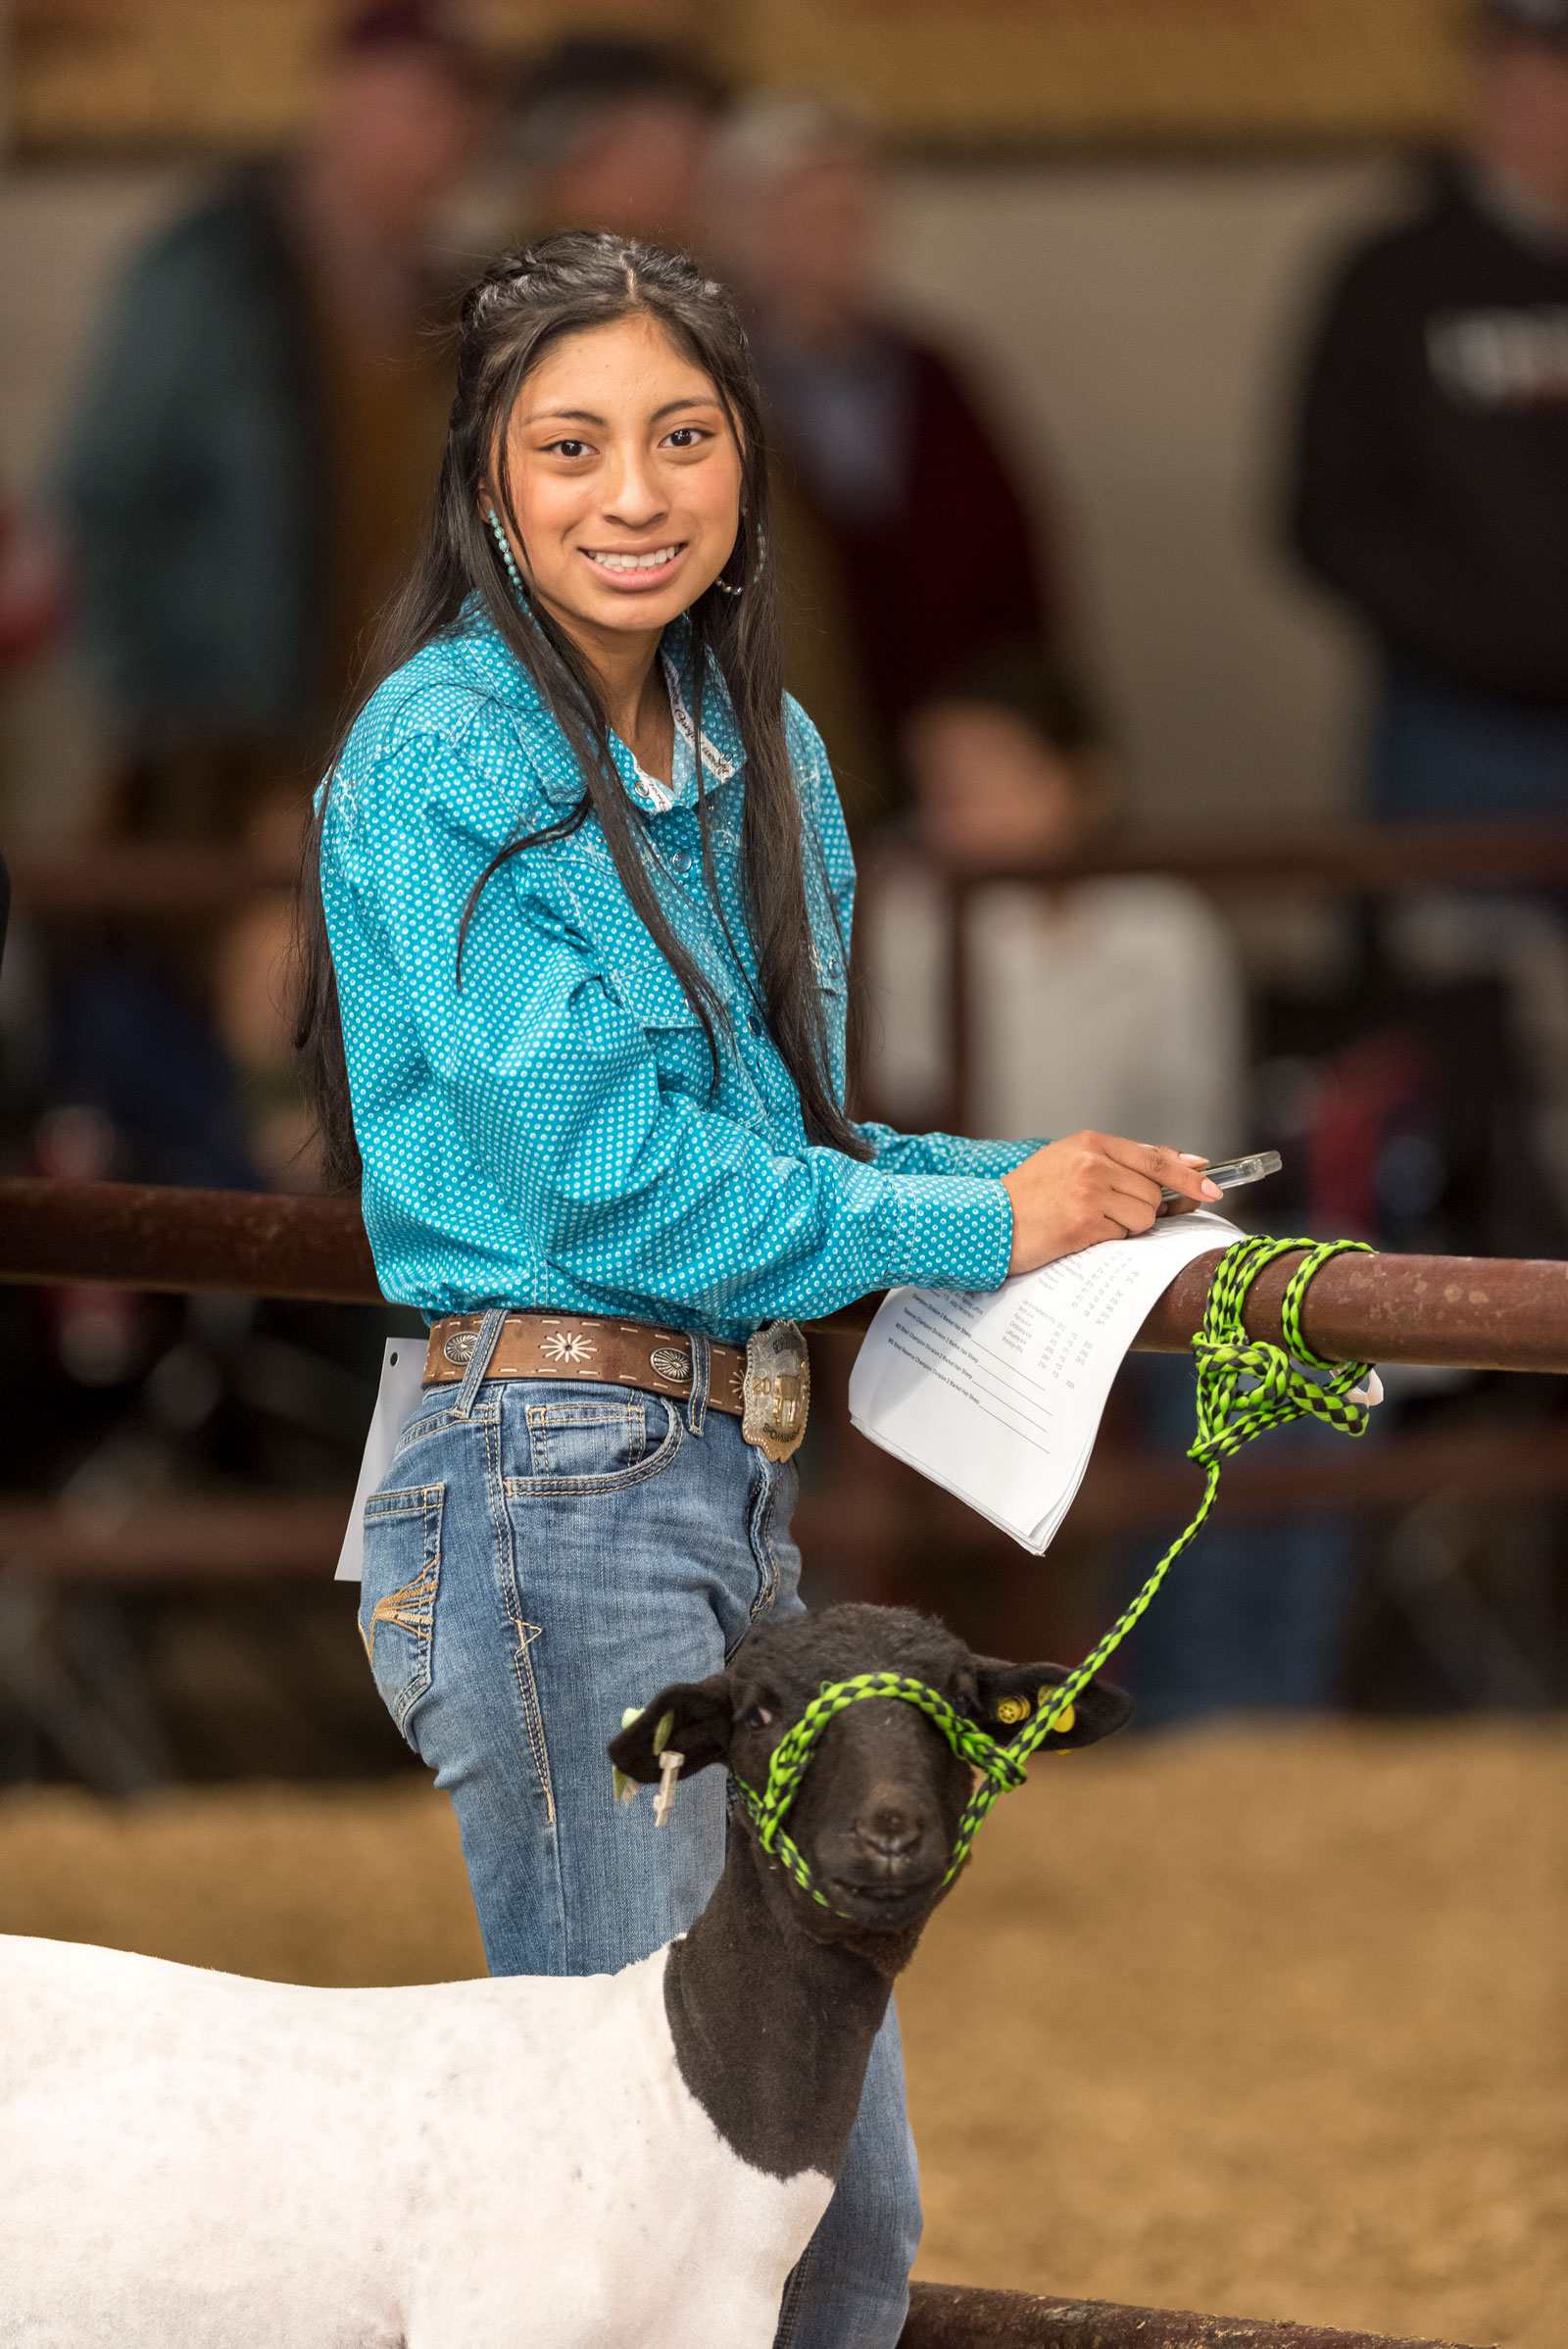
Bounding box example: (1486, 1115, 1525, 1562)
(603, 945, 706, 1034)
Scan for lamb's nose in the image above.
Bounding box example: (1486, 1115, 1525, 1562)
(858, 1806, 922, 1859)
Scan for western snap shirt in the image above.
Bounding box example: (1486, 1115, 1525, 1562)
(318, 604, 1032, 1338)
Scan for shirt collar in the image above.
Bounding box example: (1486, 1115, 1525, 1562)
(467, 602, 744, 814)
(617, 618, 743, 815)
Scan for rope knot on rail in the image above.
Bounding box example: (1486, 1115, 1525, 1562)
(1189, 1235, 1377, 1469)
(733, 1235, 1376, 1918)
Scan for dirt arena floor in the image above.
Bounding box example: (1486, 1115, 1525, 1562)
(1, 1724, 1562, 2349)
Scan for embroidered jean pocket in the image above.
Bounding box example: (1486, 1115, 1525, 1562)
(360, 1483, 444, 1737)
(504, 1390, 683, 1496)
(520, 1395, 649, 1484)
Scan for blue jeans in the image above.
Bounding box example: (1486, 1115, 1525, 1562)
(1372, 667, 1568, 821)
(358, 1317, 920, 2349)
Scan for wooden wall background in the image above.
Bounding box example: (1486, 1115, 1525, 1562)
(8, 0, 1471, 156)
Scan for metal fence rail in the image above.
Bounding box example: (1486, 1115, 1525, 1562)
(900, 2283, 1482, 2349)
(2, 1177, 1566, 1374)
(0, 1178, 377, 1305)
(14, 816, 1568, 916)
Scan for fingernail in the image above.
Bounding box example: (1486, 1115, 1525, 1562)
(1200, 1180, 1222, 1199)
(1179, 1153, 1207, 1166)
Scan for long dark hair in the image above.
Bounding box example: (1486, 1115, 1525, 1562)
(296, 229, 865, 1192)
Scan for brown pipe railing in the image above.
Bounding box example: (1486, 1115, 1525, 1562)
(9, 841, 297, 918)
(985, 815, 1568, 894)
(15, 818, 1568, 919)
(900, 2282, 1483, 2349)
(1, 1179, 1566, 1374)
(848, 816, 1568, 902)
(1133, 1243, 1568, 1374)
(11, 1412, 1568, 1589)
(0, 1179, 378, 1304)
(0, 1493, 354, 1586)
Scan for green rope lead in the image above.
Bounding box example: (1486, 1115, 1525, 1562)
(732, 1234, 1376, 1912)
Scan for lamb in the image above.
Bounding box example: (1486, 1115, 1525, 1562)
(0, 1601, 1131, 2349)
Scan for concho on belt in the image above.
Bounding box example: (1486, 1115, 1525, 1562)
(742, 1320, 810, 1463)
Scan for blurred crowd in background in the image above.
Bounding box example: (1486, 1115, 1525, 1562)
(1, 0, 1567, 1786)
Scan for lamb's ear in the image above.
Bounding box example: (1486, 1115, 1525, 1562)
(608, 1674, 733, 1784)
(970, 1656, 1133, 1749)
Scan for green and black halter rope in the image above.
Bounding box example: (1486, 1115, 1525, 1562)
(730, 1235, 1376, 1913)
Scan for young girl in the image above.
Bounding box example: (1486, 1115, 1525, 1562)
(298, 231, 1215, 2349)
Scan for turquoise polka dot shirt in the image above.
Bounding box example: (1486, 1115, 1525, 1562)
(318, 603, 1036, 1340)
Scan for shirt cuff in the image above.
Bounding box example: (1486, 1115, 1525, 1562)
(882, 1172, 1015, 1295)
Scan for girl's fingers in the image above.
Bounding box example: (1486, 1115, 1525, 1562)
(1107, 1199, 1157, 1235)
(1101, 1165, 1163, 1232)
(1102, 1136, 1219, 1203)
(1103, 1163, 1162, 1208)
(1101, 1135, 1194, 1188)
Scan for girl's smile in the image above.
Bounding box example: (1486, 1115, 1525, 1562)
(580, 540, 690, 588)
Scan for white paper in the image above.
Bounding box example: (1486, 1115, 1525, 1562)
(848, 1211, 1242, 1554)
(335, 1336, 428, 1583)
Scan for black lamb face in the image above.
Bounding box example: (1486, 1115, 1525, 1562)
(608, 1603, 1132, 1951)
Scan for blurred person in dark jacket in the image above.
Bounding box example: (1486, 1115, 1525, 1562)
(57, 0, 489, 839)
(511, 36, 726, 252)
(1291, 0, 1568, 820)
(711, 97, 1061, 829)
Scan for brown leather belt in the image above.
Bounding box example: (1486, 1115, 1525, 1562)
(423, 1311, 748, 1417)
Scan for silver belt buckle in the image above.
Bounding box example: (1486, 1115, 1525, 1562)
(742, 1320, 810, 1463)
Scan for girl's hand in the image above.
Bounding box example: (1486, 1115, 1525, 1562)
(1001, 1134, 1221, 1274)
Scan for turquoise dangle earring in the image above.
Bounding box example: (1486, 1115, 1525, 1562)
(486, 506, 530, 608)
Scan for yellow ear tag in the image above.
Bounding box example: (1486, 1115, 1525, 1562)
(1043, 1692, 1076, 1737)
(994, 1694, 1031, 1726)
(652, 1710, 676, 1758)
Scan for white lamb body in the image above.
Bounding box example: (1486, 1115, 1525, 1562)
(0, 1935, 833, 2349)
